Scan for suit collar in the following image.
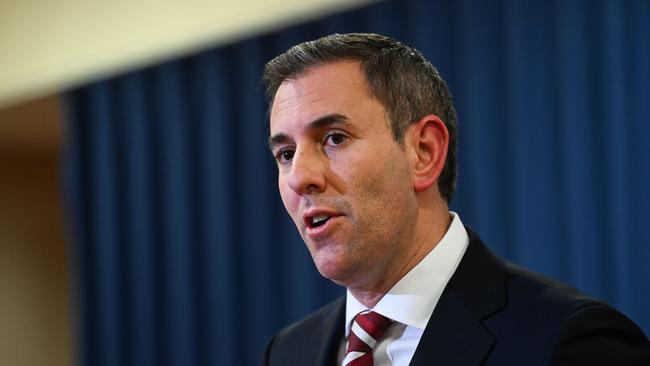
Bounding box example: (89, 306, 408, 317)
(445, 227, 506, 320)
(410, 227, 506, 366)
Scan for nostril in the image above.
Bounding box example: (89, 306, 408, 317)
(305, 183, 321, 193)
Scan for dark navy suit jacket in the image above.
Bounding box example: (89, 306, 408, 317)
(264, 228, 650, 365)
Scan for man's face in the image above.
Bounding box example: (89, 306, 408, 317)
(269, 61, 419, 289)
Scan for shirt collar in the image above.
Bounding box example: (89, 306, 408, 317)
(345, 212, 469, 336)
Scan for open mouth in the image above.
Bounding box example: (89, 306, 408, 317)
(310, 214, 331, 228)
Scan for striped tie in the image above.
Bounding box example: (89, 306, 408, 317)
(343, 311, 393, 366)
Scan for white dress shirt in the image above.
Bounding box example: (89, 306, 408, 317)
(339, 212, 469, 366)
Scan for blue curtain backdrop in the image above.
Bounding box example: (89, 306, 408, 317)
(64, 0, 650, 365)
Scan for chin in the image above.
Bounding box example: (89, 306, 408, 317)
(312, 255, 353, 283)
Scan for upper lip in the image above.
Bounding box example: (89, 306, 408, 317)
(302, 208, 342, 228)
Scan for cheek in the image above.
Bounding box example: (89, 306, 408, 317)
(350, 147, 408, 191)
(279, 180, 300, 217)
(354, 151, 413, 220)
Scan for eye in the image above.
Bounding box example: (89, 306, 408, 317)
(275, 148, 295, 164)
(324, 132, 348, 146)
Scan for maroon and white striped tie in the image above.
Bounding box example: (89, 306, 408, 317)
(343, 311, 393, 366)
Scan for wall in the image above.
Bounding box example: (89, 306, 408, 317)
(0, 96, 70, 366)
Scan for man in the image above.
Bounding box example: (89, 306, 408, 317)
(262, 33, 649, 365)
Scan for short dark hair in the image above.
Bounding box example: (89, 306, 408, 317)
(262, 33, 458, 203)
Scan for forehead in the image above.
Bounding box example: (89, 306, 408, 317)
(269, 61, 380, 133)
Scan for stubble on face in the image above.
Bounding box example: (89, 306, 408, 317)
(310, 149, 416, 286)
(270, 61, 420, 296)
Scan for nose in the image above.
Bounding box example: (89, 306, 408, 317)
(287, 148, 326, 195)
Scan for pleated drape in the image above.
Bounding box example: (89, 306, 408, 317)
(64, 1, 650, 365)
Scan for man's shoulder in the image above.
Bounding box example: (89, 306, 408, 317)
(454, 229, 648, 364)
(264, 297, 345, 366)
(487, 254, 638, 334)
(483, 259, 650, 364)
(463, 227, 613, 318)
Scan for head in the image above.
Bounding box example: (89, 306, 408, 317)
(263, 33, 457, 202)
(263, 33, 457, 294)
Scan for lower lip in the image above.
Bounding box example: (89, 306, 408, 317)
(305, 216, 342, 239)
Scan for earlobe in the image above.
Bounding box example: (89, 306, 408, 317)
(409, 115, 449, 193)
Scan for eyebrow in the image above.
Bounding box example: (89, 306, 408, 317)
(268, 113, 349, 151)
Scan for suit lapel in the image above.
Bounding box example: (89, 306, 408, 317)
(315, 297, 345, 366)
(410, 227, 506, 366)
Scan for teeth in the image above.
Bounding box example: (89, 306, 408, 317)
(312, 214, 330, 225)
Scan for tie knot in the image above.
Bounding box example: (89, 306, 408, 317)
(353, 311, 392, 340)
(343, 311, 393, 365)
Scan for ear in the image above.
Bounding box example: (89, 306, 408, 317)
(404, 115, 449, 193)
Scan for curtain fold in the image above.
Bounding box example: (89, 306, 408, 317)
(64, 1, 650, 365)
